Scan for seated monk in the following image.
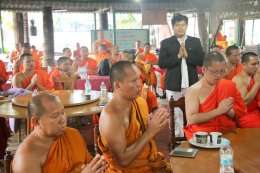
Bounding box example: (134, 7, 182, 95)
(0, 59, 8, 91)
(134, 40, 144, 56)
(12, 93, 108, 173)
(184, 52, 246, 139)
(98, 61, 172, 172)
(136, 43, 158, 96)
(95, 44, 111, 65)
(232, 52, 260, 128)
(93, 31, 113, 54)
(110, 45, 122, 65)
(10, 43, 22, 63)
(13, 43, 41, 74)
(48, 56, 74, 89)
(72, 46, 98, 76)
(12, 53, 52, 91)
(225, 45, 243, 80)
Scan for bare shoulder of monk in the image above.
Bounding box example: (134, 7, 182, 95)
(12, 134, 48, 173)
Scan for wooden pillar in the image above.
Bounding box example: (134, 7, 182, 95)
(13, 12, 24, 45)
(98, 12, 108, 30)
(197, 11, 208, 53)
(43, 7, 55, 67)
(23, 12, 29, 43)
(238, 19, 245, 46)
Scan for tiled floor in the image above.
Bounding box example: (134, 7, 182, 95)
(0, 97, 171, 171)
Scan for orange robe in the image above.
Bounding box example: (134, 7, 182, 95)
(94, 40, 113, 53)
(139, 53, 158, 85)
(184, 79, 247, 140)
(0, 60, 8, 91)
(140, 73, 158, 113)
(42, 128, 93, 173)
(10, 50, 21, 63)
(98, 97, 171, 173)
(31, 50, 42, 67)
(135, 48, 144, 55)
(48, 67, 61, 89)
(225, 63, 243, 80)
(95, 52, 111, 65)
(238, 78, 260, 128)
(21, 70, 52, 90)
(79, 58, 98, 75)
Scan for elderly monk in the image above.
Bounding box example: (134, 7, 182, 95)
(48, 57, 73, 89)
(93, 31, 113, 54)
(95, 44, 111, 65)
(12, 93, 108, 173)
(98, 61, 172, 172)
(225, 45, 243, 80)
(12, 53, 52, 91)
(136, 43, 158, 95)
(0, 60, 8, 91)
(72, 46, 98, 76)
(232, 52, 260, 128)
(184, 52, 246, 139)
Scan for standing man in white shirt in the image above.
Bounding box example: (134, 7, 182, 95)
(159, 14, 204, 137)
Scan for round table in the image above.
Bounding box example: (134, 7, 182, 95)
(0, 90, 108, 136)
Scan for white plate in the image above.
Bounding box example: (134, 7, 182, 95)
(189, 137, 229, 148)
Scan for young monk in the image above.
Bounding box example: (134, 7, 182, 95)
(98, 61, 172, 172)
(225, 45, 243, 80)
(184, 52, 246, 139)
(48, 56, 73, 89)
(136, 43, 158, 96)
(12, 53, 52, 91)
(72, 46, 98, 76)
(95, 44, 111, 65)
(12, 93, 108, 173)
(232, 52, 260, 128)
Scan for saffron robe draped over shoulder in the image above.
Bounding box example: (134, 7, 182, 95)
(42, 128, 93, 173)
(98, 97, 172, 173)
(21, 70, 52, 90)
(48, 67, 61, 89)
(0, 60, 8, 91)
(238, 78, 260, 128)
(184, 79, 247, 140)
(225, 63, 243, 80)
(78, 58, 98, 75)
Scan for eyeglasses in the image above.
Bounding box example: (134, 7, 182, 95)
(206, 68, 226, 76)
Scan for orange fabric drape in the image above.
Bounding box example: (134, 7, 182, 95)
(238, 78, 260, 128)
(42, 128, 93, 173)
(139, 53, 158, 85)
(21, 70, 52, 90)
(98, 97, 171, 172)
(0, 60, 8, 91)
(95, 52, 111, 65)
(184, 79, 247, 139)
(225, 63, 243, 80)
(78, 58, 98, 75)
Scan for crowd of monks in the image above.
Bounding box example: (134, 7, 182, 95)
(1, 30, 260, 172)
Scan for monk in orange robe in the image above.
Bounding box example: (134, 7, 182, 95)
(136, 43, 158, 96)
(72, 46, 98, 76)
(10, 43, 22, 63)
(0, 60, 8, 91)
(232, 52, 260, 128)
(110, 45, 122, 65)
(98, 61, 171, 172)
(12, 93, 108, 173)
(12, 53, 52, 91)
(95, 44, 111, 65)
(135, 40, 144, 56)
(184, 52, 246, 139)
(93, 31, 113, 54)
(225, 45, 243, 80)
(48, 56, 73, 89)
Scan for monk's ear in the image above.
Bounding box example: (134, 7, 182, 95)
(202, 66, 207, 74)
(113, 81, 121, 90)
(31, 117, 40, 127)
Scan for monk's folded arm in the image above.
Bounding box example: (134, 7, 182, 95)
(101, 116, 155, 168)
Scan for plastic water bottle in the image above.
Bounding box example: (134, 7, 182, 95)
(32, 89, 39, 96)
(47, 66, 52, 74)
(219, 140, 234, 173)
(85, 75, 91, 96)
(100, 81, 107, 102)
